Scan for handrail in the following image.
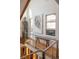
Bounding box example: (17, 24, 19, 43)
(25, 38, 57, 52)
(43, 41, 57, 52)
(43, 40, 58, 59)
(21, 38, 58, 59)
(21, 40, 57, 58)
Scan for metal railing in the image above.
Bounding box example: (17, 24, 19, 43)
(21, 39, 58, 59)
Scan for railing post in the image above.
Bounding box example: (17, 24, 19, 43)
(46, 40, 49, 47)
(42, 52, 45, 59)
(56, 40, 58, 59)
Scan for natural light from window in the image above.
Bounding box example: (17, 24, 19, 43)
(47, 14, 56, 29)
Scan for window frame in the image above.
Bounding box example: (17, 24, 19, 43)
(45, 13, 56, 36)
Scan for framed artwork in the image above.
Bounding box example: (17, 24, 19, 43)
(34, 15, 43, 33)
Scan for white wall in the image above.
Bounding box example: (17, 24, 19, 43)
(21, 0, 59, 41)
(28, 0, 58, 36)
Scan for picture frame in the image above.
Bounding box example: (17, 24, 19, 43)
(34, 15, 43, 34)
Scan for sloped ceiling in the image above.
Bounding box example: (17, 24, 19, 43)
(20, 0, 29, 19)
(20, 0, 58, 19)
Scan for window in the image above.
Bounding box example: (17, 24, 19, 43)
(46, 14, 56, 36)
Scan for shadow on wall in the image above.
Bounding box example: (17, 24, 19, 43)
(55, 0, 59, 4)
